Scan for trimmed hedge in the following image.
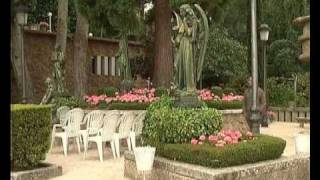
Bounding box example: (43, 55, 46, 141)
(11, 104, 52, 170)
(143, 96, 223, 145)
(205, 100, 243, 110)
(107, 102, 150, 110)
(157, 135, 286, 168)
(96, 86, 119, 96)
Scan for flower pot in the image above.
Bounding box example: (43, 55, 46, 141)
(133, 146, 156, 171)
(294, 131, 310, 154)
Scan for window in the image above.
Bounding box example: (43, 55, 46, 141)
(91, 55, 120, 76)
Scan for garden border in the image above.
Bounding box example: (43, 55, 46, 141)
(11, 163, 62, 180)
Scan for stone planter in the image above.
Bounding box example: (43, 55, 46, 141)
(11, 163, 62, 180)
(124, 151, 310, 180)
(295, 131, 310, 154)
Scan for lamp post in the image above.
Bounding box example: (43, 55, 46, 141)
(16, 3, 28, 103)
(250, 0, 260, 134)
(259, 24, 271, 105)
(48, 12, 52, 32)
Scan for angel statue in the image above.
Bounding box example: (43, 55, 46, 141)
(172, 4, 209, 93)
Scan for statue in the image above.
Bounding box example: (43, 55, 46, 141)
(40, 77, 54, 105)
(172, 4, 209, 93)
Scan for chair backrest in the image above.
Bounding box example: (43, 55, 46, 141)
(118, 112, 136, 137)
(65, 108, 84, 137)
(101, 110, 121, 140)
(56, 106, 70, 126)
(132, 111, 146, 135)
(85, 110, 105, 136)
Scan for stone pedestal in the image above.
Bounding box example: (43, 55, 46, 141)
(174, 94, 202, 108)
(293, 16, 310, 62)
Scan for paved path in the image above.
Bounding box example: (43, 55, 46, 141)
(45, 122, 309, 179)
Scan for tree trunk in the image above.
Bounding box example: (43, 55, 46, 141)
(73, 2, 89, 97)
(56, 0, 68, 55)
(152, 0, 173, 88)
(11, 5, 34, 103)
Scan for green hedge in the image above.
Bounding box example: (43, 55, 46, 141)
(107, 102, 150, 110)
(143, 96, 223, 145)
(11, 104, 52, 170)
(157, 135, 286, 168)
(96, 86, 119, 96)
(205, 100, 243, 110)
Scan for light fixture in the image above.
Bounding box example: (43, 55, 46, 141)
(259, 24, 271, 41)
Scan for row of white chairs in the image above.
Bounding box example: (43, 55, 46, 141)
(50, 106, 146, 162)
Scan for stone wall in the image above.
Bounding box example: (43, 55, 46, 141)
(12, 30, 146, 103)
(124, 152, 309, 180)
(220, 109, 250, 133)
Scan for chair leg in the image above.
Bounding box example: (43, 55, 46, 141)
(127, 137, 132, 151)
(114, 134, 120, 158)
(83, 134, 88, 159)
(49, 128, 55, 153)
(130, 132, 136, 150)
(62, 136, 68, 157)
(110, 141, 116, 159)
(97, 141, 103, 162)
(76, 136, 81, 153)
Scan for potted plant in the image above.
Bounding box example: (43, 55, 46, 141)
(294, 130, 310, 154)
(133, 145, 156, 172)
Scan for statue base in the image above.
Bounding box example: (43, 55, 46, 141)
(174, 91, 202, 108)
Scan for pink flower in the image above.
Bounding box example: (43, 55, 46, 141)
(224, 136, 232, 144)
(199, 135, 206, 141)
(208, 135, 218, 143)
(191, 138, 198, 145)
(198, 141, 203, 145)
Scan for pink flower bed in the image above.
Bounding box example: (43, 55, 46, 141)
(83, 88, 160, 106)
(191, 130, 254, 147)
(197, 89, 244, 102)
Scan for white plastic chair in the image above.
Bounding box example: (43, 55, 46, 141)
(83, 110, 121, 162)
(52, 108, 84, 156)
(130, 111, 147, 150)
(50, 106, 70, 152)
(114, 112, 137, 158)
(80, 110, 105, 146)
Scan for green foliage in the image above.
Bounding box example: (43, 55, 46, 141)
(222, 87, 235, 95)
(107, 102, 150, 110)
(203, 26, 248, 88)
(11, 104, 52, 170)
(296, 72, 310, 107)
(55, 96, 88, 109)
(267, 77, 295, 107)
(155, 87, 168, 97)
(268, 40, 304, 77)
(142, 97, 223, 145)
(211, 86, 223, 97)
(96, 87, 119, 96)
(157, 135, 286, 168)
(205, 100, 243, 110)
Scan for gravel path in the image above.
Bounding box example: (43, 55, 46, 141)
(45, 122, 309, 180)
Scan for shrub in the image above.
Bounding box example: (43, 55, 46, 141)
(155, 87, 168, 97)
(107, 102, 150, 110)
(211, 86, 223, 97)
(55, 96, 88, 109)
(142, 97, 223, 145)
(157, 134, 286, 168)
(296, 72, 310, 107)
(223, 87, 236, 95)
(11, 104, 52, 170)
(96, 86, 119, 96)
(267, 77, 295, 107)
(205, 100, 243, 110)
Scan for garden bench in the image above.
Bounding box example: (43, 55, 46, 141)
(296, 117, 310, 128)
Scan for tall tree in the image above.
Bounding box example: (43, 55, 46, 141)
(152, 0, 173, 88)
(73, 0, 89, 97)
